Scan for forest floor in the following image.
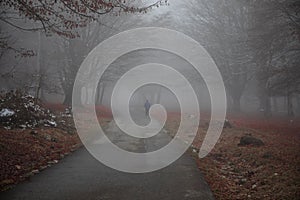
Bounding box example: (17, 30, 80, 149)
(0, 115, 111, 192)
(1, 95, 299, 199)
(166, 114, 300, 200)
(0, 97, 112, 191)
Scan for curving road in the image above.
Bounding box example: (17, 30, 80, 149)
(0, 108, 214, 200)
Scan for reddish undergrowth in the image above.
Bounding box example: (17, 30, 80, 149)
(0, 128, 81, 191)
(0, 103, 113, 191)
(166, 114, 300, 200)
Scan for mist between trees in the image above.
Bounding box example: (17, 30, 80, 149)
(0, 0, 299, 117)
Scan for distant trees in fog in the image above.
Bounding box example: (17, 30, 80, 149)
(0, 0, 166, 58)
(0, 0, 166, 104)
(1, 0, 299, 117)
(182, 0, 300, 116)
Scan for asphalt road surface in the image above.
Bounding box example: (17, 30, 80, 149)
(1, 108, 214, 200)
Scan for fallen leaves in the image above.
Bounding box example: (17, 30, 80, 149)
(166, 116, 300, 200)
(0, 127, 81, 191)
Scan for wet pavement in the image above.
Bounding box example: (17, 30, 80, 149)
(0, 108, 214, 200)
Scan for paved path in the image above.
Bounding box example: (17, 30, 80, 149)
(0, 108, 214, 200)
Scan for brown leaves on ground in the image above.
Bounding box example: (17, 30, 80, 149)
(0, 127, 81, 191)
(166, 117, 300, 200)
(0, 112, 111, 192)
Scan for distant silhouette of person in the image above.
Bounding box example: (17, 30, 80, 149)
(144, 100, 151, 116)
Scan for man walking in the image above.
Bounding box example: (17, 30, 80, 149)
(144, 99, 151, 116)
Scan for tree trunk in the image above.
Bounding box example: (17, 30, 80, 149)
(264, 96, 271, 117)
(95, 83, 100, 104)
(287, 93, 294, 117)
(156, 86, 162, 104)
(62, 75, 76, 105)
(261, 94, 271, 117)
(63, 89, 73, 105)
(99, 83, 105, 105)
(258, 92, 271, 117)
(228, 76, 246, 113)
(272, 97, 278, 113)
(40, 88, 46, 102)
(35, 31, 42, 101)
(35, 83, 41, 100)
(35, 74, 42, 101)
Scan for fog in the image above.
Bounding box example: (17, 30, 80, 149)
(1, 0, 299, 117)
(1, 2, 300, 198)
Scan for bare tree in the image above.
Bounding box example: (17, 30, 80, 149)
(0, 0, 167, 56)
(250, 0, 300, 117)
(182, 0, 256, 112)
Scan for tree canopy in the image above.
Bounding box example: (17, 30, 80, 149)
(0, 0, 167, 56)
